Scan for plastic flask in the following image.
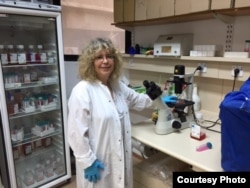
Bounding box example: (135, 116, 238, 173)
(26, 45, 36, 63)
(244, 40, 250, 52)
(44, 159, 54, 177)
(0, 45, 8, 65)
(7, 44, 17, 65)
(34, 163, 44, 182)
(7, 95, 18, 115)
(24, 168, 34, 186)
(47, 50, 56, 63)
(50, 153, 56, 169)
(37, 45, 47, 63)
(17, 45, 26, 64)
(245, 40, 250, 57)
(192, 83, 201, 112)
(54, 157, 65, 175)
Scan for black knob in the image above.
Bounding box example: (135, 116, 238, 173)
(172, 120, 181, 129)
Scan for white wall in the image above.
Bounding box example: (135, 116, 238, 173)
(64, 61, 80, 99)
(134, 16, 250, 51)
(61, 0, 125, 54)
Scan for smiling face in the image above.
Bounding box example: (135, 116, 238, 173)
(93, 49, 115, 85)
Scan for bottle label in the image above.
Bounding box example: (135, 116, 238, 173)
(1, 53, 8, 65)
(47, 51, 55, 63)
(17, 53, 26, 64)
(10, 53, 17, 64)
(27, 52, 36, 63)
(48, 57, 54, 63)
(14, 103, 19, 114)
(30, 53, 36, 63)
(23, 73, 31, 83)
(40, 52, 47, 63)
(30, 71, 38, 81)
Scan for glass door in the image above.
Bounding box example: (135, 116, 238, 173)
(0, 6, 70, 188)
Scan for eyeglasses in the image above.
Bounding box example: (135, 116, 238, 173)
(95, 54, 114, 62)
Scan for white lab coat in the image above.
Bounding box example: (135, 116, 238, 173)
(67, 80, 153, 188)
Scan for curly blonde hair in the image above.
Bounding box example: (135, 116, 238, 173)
(78, 38, 123, 82)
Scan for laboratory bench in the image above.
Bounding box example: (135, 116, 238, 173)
(131, 110, 223, 172)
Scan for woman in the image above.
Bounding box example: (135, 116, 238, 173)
(67, 38, 172, 188)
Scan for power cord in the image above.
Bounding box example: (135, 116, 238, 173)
(189, 65, 222, 133)
(193, 65, 203, 74)
(232, 68, 240, 91)
(191, 105, 221, 133)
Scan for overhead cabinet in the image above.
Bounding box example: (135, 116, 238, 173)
(114, 0, 123, 22)
(113, 0, 250, 27)
(211, 0, 234, 10)
(135, 0, 146, 21)
(175, 0, 211, 16)
(234, 0, 250, 8)
(135, 0, 175, 21)
(114, 0, 135, 22)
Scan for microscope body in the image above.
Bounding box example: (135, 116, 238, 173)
(144, 65, 195, 135)
(153, 95, 192, 135)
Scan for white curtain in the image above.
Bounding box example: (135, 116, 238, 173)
(61, 0, 125, 55)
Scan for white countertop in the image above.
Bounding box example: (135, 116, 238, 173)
(131, 118, 223, 172)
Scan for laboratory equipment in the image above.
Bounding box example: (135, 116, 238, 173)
(144, 80, 176, 134)
(0, 1, 71, 188)
(153, 33, 193, 56)
(144, 65, 197, 135)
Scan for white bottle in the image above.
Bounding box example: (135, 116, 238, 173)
(54, 157, 64, 175)
(17, 44, 26, 64)
(37, 45, 47, 63)
(7, 44, 17, 64)
(192, 83, 201, 112)
(26, 44, 36, 63)
(44, 159, 54, 177)
(0, 45, 8, 65)
(24, 168, 34, 186)
(34, 163, 44, 182)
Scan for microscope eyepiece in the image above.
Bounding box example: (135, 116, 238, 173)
(143, 80, 150, 88)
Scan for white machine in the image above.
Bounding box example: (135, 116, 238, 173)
(153, 98, 194, 135)
(153, 33, 193, 56)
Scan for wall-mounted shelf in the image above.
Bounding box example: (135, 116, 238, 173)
(112, 7, 250, 29)
(122, 54, 250, 81)
(122, 54, 250, 64)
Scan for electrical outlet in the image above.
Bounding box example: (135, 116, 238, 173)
(231, 65, 243, 77)
(198, 63, 207, 73)
(128, 59, 134, 67)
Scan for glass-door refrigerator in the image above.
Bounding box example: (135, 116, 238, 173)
(0, 1, 71, 188)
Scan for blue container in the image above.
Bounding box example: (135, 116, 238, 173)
(219, 77, 250, 171)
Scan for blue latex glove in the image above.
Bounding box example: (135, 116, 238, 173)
(84, 159, 105, 183)
(161, 95, 178, 104)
